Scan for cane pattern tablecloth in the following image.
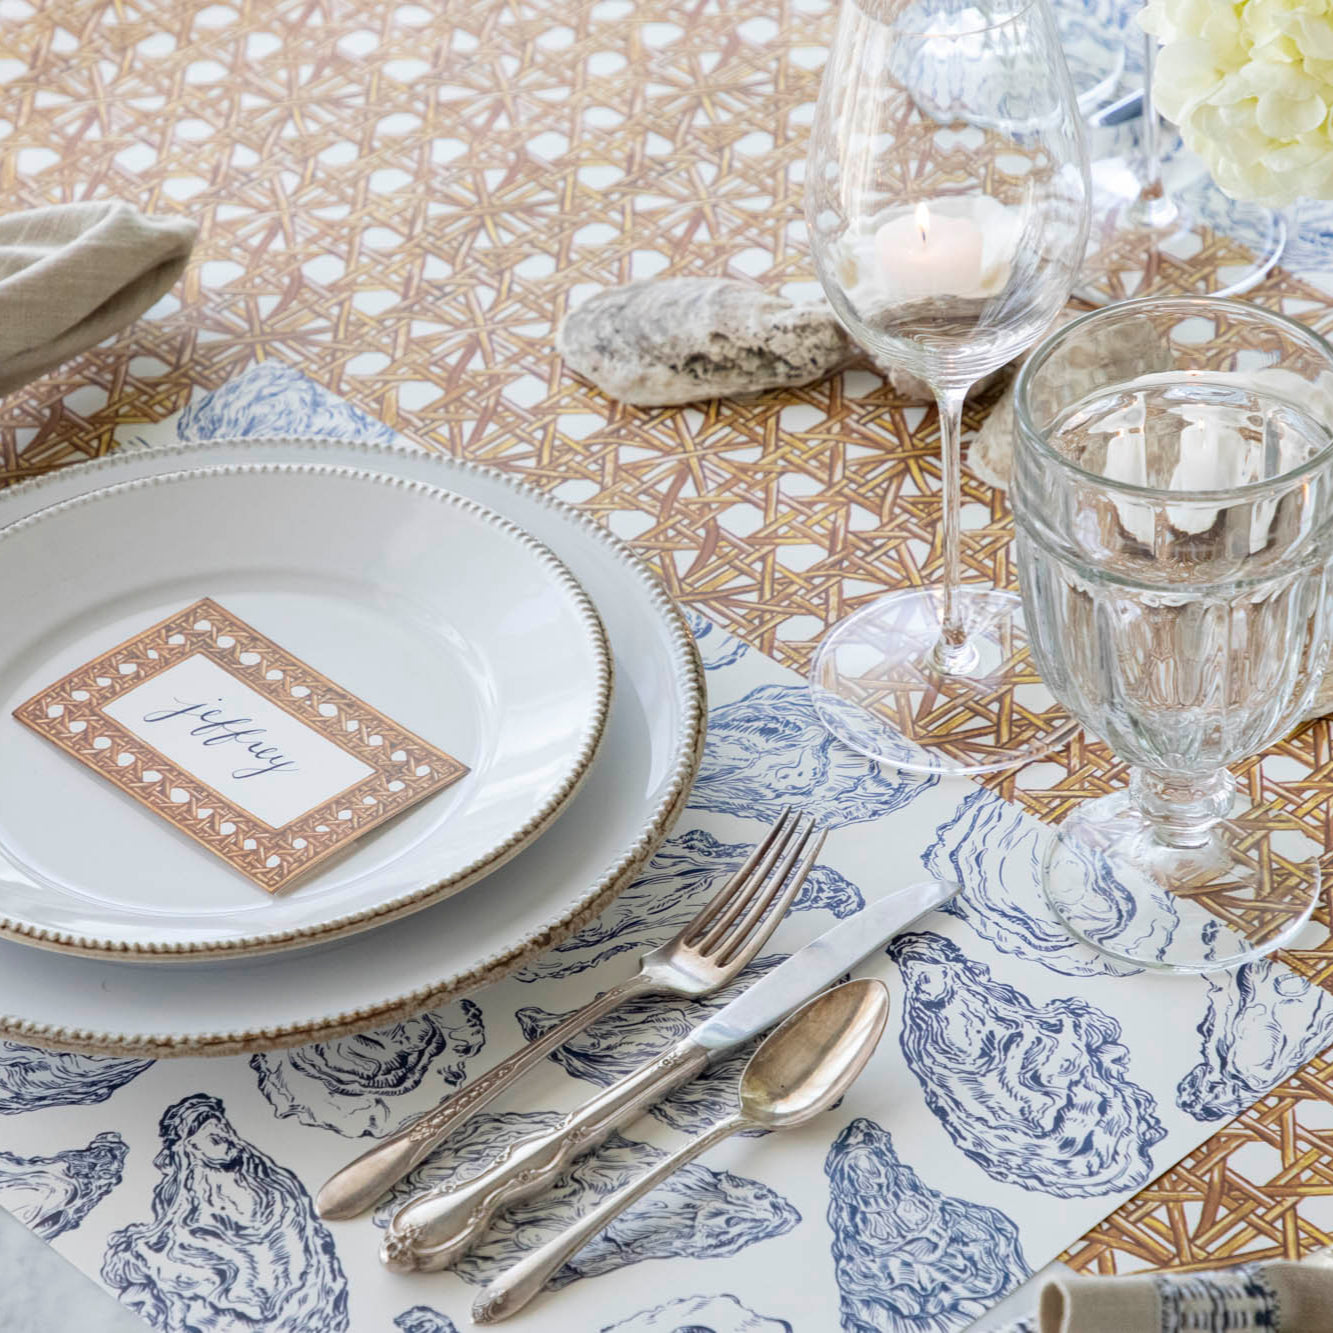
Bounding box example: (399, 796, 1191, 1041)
(1, 0, 1333, 1295)
(0, 363, 1328, 1333)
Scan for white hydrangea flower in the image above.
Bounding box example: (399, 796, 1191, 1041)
(1140, 0, 1333, 204)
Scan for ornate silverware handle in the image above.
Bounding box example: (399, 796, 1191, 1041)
(472, 1113, 747, 1323)
(380, 1036, 711, 1273)
(317, 973, 655, 1220)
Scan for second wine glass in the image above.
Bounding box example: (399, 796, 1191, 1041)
(806, 0, 1091, 776)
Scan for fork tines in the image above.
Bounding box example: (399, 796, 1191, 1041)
(685, 808, 826, 969)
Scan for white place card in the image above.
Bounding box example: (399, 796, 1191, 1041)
(14, 598, 468, 891)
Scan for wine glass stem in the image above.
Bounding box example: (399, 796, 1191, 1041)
(1131, 33, 1178, 231)
(1141, 34, 1160, 194)
(933, 386, 971, 672)
(1130, 768, 1235, 849)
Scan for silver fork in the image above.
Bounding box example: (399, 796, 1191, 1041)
(316, 807, 824, 1220)
(378, 808, 829, 1272)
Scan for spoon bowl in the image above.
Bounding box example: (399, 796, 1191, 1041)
(740, 977, 890, 1129)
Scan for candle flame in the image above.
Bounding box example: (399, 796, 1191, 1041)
(915, 200, 930, 246)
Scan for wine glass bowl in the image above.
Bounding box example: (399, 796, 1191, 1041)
(805, 0, 1091, 776)
(807, 0, 1090, 389)
(1013, 296, 1333, 972)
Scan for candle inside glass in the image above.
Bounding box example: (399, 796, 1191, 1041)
(874, 201, 985, 299)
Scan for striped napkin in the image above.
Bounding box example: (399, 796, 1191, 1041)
(1000, 1247, 1333, 1333)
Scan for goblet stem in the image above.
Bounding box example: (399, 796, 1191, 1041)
(1128, 768, 1236, 849)
(1128, 34, 1178, 233)
(931, 385, 974, 674)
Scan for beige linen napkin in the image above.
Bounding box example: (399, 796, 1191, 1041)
(0, 201, 197, 395)
(1027, 1247, 1333, 1332)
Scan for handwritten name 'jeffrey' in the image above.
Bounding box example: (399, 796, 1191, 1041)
(139, 699, 298, 780)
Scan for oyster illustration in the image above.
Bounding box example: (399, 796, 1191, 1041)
(606, 1293, 793, 1332)
(686, 606, 750, 672)
(103, 1093, 348, 1333)
(0, 1040, 150, 1114)
(826, 1117, 1028, 1333)
(251, 1001, 485, 1137)
(0, 1131, 127, 1239)
(694, 683, 935, 826)
(178, 360, 396, 444)
(1178, 960, 1333, 1121)
(890, 931, 1165, 1196)
(394, 1309, 458, 1333)
(923, 789, 1150, 977)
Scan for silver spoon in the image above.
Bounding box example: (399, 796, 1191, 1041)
(471, 975, 891, 1324)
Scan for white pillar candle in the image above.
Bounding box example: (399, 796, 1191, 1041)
(873, 201, 985, 300)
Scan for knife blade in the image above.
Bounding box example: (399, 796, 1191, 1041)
(381, 876, 957, 1273)
(691, 875, 957, 1055)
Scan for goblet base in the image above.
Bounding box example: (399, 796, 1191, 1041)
(1043, 787, 1321, 974)
(809, 586, 1076, 778)
(1075, 151, 1286, 306)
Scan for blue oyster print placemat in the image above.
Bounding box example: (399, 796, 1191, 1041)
(2, 364, 1333, 1333)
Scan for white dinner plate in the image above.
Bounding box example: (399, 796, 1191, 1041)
(0, 437, 703, 1055)
(0, 463, 612, 960)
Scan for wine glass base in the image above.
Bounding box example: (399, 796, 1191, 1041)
(1043, 789, 1321, 973)
(1075, 152, 1287, 306)
(809, 586, 1076, 778)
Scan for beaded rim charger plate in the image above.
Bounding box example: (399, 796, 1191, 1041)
(0, 438, 704, 1054)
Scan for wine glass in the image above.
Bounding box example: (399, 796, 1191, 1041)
(1076, 30, 1286, 306)
(805, 0, 1092, 776)
(1013, 297, 1333, 972)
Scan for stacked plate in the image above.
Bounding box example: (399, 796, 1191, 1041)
(0, 440, 705, 1057)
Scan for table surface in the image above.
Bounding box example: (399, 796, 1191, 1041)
(0, 1210, 144, 1333)
(1, 0, 1331, 1300)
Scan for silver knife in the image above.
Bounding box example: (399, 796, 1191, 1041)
(380, 876, 956, 1273)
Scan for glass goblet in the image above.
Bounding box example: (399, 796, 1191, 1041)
(805, 0, 1091, 777)
(1013, 296, 1333, 973)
